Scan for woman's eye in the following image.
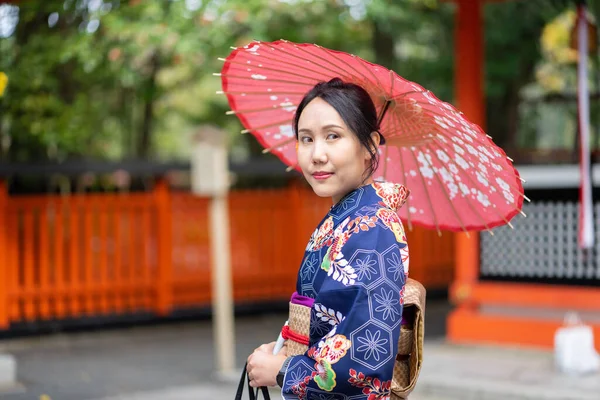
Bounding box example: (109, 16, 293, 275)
(327, 133, 339, 140)
(300, 136, 312, 143)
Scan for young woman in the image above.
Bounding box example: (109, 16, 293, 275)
(247, 78, 409, 399)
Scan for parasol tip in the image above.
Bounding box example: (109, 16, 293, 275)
(241, 129, 250, 134)
(519, 177, 526, 183)
(488, 230, 495, 236)
(213, 73, 222, 77)
(262, 148, 271, 154)
(523, 194, 531, 203)
(519, 210, 527, 218)
(230, 46, 237, 50)
(507, 222, 514, 229)
(217, 57, 226, 62)
(216, 91, 224, 95)
(507, 156, 514, 162)
(226, 110, 236, 115)
(285, 165, 295, 172)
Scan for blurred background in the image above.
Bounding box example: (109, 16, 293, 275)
(0, 0, 598, 399)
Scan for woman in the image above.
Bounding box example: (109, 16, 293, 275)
(247, 78, 409, 399)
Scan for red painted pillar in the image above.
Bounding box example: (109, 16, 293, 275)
(450, 0, 484, 316)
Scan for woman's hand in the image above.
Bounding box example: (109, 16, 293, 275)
(254, 341, 288, 356)
(256, 341, 276, 354)
(247, 347, 288, 388)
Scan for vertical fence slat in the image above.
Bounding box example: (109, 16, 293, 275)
(39, 205, 50, 319)
(128, 206, 137, 309)
(84, 203, 94, 314)
(54, 204, 66, 318)
(142, 205, 153, 308)
(8, 209, 19, 321)
(155, 179, 173, 315)
(113, 202, 123, 313)
(23, 211, 35, 320)
(69, 200, 80, 315)
(99, 203, 109, 314)
(0, 181, 8, 328)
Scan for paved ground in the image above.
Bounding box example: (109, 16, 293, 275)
(86, 340, 600, 400)
(0, 300, 450, 400)
(415, 342, 600, 400)
(0, 313, 284, 400)
(1, 300, 598, 400)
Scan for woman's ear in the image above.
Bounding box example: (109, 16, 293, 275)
(365, 131, 380, 159)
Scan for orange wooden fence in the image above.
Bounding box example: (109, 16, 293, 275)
(0, 180, 454, 329)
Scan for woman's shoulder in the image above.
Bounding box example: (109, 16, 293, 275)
(338, 211, 406, 251)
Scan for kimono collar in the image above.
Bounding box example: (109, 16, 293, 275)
(372, 182, 409, 212)
(330, 181, 410, 219)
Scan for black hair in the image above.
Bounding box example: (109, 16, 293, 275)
(293, 77, 383, 180)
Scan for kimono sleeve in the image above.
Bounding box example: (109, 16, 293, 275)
(281, 216, 408, 399)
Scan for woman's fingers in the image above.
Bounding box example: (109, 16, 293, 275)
(279, 344, 288, 356)
(257, 341, 277, 353)
(257, 342, 275, 354)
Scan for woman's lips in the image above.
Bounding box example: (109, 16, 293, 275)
(312, 172, 333, 180)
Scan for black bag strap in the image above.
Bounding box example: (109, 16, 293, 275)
(235, 362, 271, 400)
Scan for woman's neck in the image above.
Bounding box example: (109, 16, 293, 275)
(331, 177, 374, 205)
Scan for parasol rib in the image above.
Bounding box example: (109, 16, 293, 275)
(219, 90, 307, 96)
(262, 42, 356, 80)
(239, 118, 294, 133)
(226, 103, 301, 115)
(218, 73, 319, 86)
(220, 56, 330, 82)
(262, 137, 296, 154)
(291, 44, 374, 87)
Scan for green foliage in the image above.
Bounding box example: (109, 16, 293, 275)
(0, 0, 459, 162)
(0, 0, 592, 163)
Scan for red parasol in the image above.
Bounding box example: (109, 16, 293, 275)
(218, 40, 526, 233)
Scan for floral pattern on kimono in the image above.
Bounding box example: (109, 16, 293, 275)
(282, 182, 410, 400)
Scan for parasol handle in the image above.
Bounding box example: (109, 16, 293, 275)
(377, 100, 392, 128)
(273, 320, 289, 355)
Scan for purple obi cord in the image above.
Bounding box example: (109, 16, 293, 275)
(290, 292, 314, 308)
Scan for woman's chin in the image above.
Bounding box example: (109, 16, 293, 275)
(309, 183, 335, 199)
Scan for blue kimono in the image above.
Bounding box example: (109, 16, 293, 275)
(282, 182, 410, 400)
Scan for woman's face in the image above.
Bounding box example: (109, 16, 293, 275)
(296, 97, 376, 204)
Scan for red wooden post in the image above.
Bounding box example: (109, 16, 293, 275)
(154, 177, 173, 316)
(451, 0, 483, 308)
(0, 180, 9, 328)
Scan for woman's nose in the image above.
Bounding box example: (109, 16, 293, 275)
(311, 141, 328, 164)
